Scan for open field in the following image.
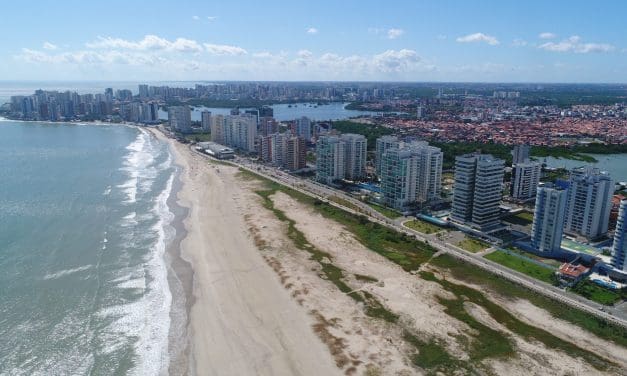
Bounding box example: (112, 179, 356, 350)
(485, 250, 556, 284)
(456, 237, 490, 253)
(571, 280, 626, 306)
(403, 218, 444, 234)
(365, 201, 402, 219)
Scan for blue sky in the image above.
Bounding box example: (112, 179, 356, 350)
(2, 0, 626, 82)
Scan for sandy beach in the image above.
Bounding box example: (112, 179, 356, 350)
(157, 130, 340, 375)
(149, 128, 627, 376)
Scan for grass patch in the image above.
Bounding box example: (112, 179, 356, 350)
(485, 250, 556, 284)
(404, 219, 443, 234)
(420, 270, 612, 370)
(354, 274, 379, 283)
(456, 238, 490, 253)
(570, 280, 626, 306)
(366, 202, 402, 219)
(403, 331, 467, 374)
(503, 212, 534, 226)
(327, 195, 362, 213)
(431, 254, 627, 349)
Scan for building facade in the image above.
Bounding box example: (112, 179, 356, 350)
(531, 183, 567, 253)
(564, 167, 613, 240)
(611, 200, 627, 272)
(510, 161, 541, 201)
(315, 135, 345, 184)
(451, 154, 505, 230)
(201, 110, 211, 132)
(341, 133, 367, 181)
(168, 106, 191, 133)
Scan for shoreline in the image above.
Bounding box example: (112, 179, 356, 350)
(147, 127, 194, 375)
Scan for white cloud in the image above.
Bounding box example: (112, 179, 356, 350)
(373, 49, 420, 72)
(539, 32, 557, 40)
(387, 28, 404, 39)
(192, 15, 200, 21)
(456, 32, 499, 45)
(297, 49, 313, 59)
(207, 16, 217, 21)
(203, 43, 247, 55)
(538, 35, 615, 53)
(43, 42, 58, 50)
(86, 35, 203, 53)
(512, 38, 528, 47)
(306, 27, 318, 35)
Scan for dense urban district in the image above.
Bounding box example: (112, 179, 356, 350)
(3, 81, 627, 315)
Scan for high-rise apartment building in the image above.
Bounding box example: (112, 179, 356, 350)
(511, 144, 531, 164)
(510, 161, 541, 201)
(375, 135, 401, 177)
(285, 137, 307, 171)
(451, 154, 505, 230)
(210, 114, 226, 144)
(611, 200, 627, 271)
(225, 115, 257, 152)
(376, 138, 443, 211)
(168, 106, 191, 133)
(564, 167, 613, 240)
(341, 133, 367, 181)
(201, 111, 211, 132)
(295, 116, 312, 141)
(531, 183, 567, 253)
(315, 135, 345, 184)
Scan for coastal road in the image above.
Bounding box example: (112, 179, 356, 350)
(193, 148, 627, 329)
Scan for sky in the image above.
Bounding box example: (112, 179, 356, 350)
(1, 0, 626, 83)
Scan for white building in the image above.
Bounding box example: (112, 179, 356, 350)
(511, 144, 531, 165)
(451, 153, 505, 230)
(564, 167, 613, 240)
(168, 106, 191, 133)
(611, 200, 627, 271)
(531, 183, 567, 253)
(375, 135, 401, 177)
(378, 139, 443, 211)
(510, 161, 541, 201)
(225, 115, 257, 152)
(315, 135, 345, 184)
(341, 133, 367, 181)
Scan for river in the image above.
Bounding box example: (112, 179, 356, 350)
(542, 154, 627, 182)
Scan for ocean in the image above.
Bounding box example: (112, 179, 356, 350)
(0, 120, 181, 375)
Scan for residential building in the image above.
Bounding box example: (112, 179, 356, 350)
(168, 106, 191, 133)
(315, 135, 345, 184)
(378, 140, 443, 211)
(296, 116, 312, 141)
(210, 114, 226, 144)
(375, 135, 401, 177)
(564, 167, 613, 240)
(341, 133, 367, 181)
(451, 153, 505, 230)
(511, 144, 531, 164)
(531, 183, 567, 253)
(225, 115, 257, 152)
(285, 136, 307, 171)
(611, 200, 627, 272)
(201, 111, 211, 132)
(510, 161, 541, 201)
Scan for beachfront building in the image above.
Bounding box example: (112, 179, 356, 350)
(375, 135, 401, 177)
(342, 133, 367, 181)
(168, 106, 191, 133)
(564, 167, 613, 240)
(201, 110, 211, 132)
(259, 133, 306, 171)
(315, 135, 345, 184)
(285, 136, 307, 171)
(611, 200, 627, 271)
(451, 153, 505, 231)
(378, 139, 443, 211)
(225, 114, 257, 153)
(210, 114, 226, 144)
(510, 160, 541, 201)
(531, 183, 567, 253)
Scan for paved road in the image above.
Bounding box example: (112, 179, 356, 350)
(195, 149, 627, 329)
